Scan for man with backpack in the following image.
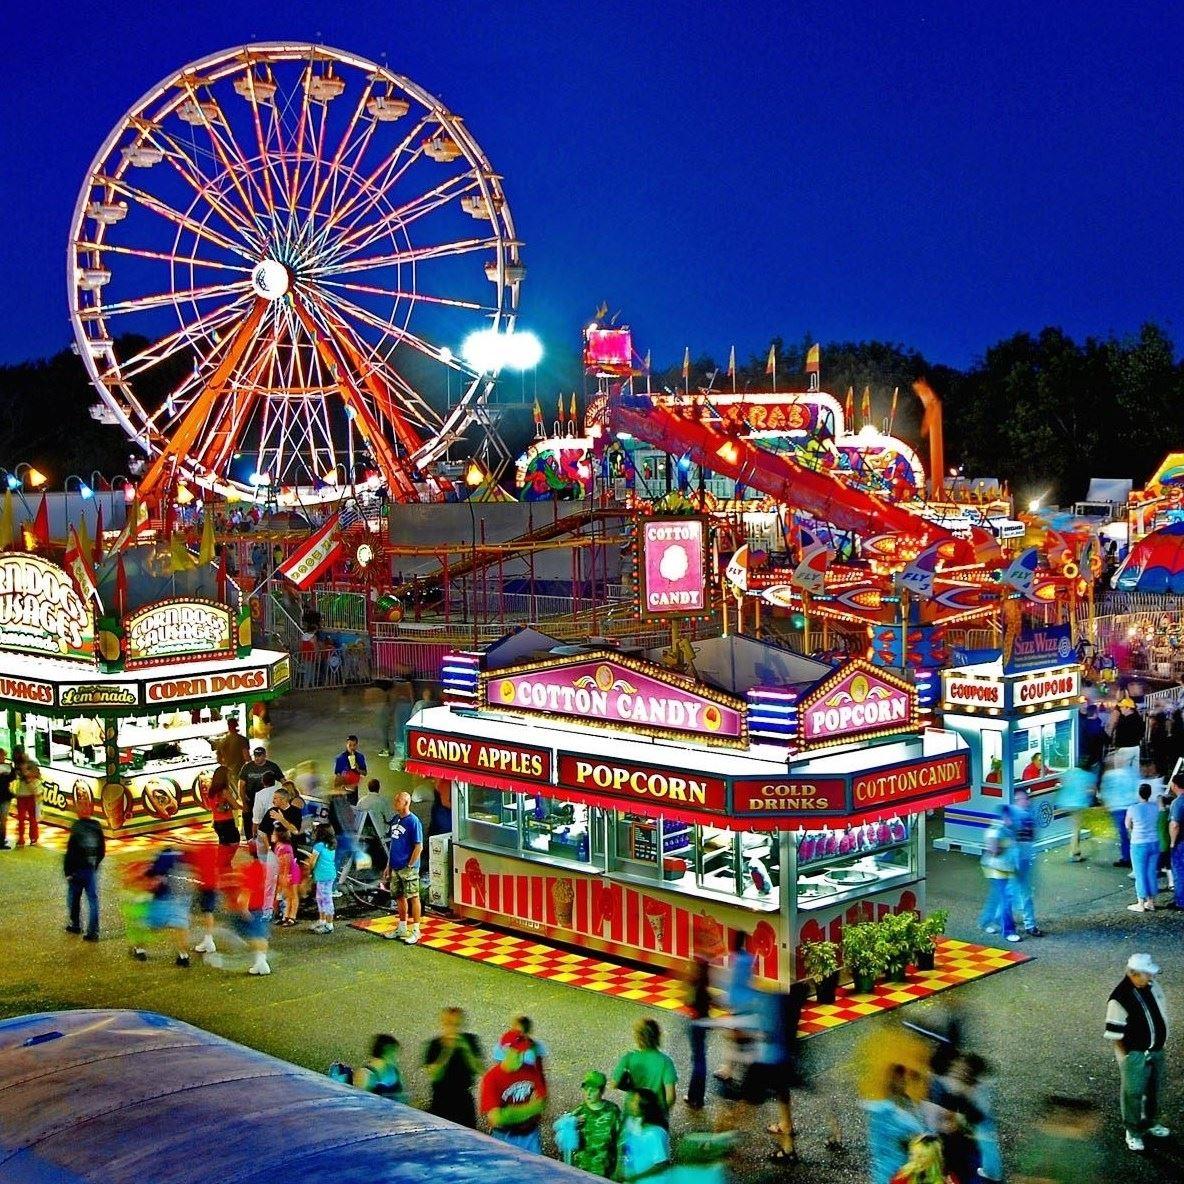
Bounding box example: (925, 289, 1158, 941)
(64, 812, 106, 941)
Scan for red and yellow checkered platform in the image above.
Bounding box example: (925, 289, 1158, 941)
(351, 914, 1029, 1029)
(30, 822, 215, 856)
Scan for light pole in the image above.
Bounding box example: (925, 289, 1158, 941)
(464, 461, 484, 648)
(2, 463, 48, 518)
(64, 474, 94, 532)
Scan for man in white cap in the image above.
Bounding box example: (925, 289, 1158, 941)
(1104, 952, 1170, 1151)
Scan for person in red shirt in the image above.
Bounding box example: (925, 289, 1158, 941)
(226, 845, 271, 976)
(1021, 753, 1045, 782)
(188, 843, 221, 958)
(480, 1032, 547, 1154)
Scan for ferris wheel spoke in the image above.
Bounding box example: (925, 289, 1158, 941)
(93, 278, 253, 318)
(135, 121, 266, 247)
(76, 240, 251, 276)
(325, 170, 481, 264)
(111, 295, 254, 381)
(313, 234, 503, 278)
(303, 73, 384, 232)
(312, 284, 458, 378)
(303, 112, 434, 250)
(99, 174, 257, 261)
(317, 278, 489, 313)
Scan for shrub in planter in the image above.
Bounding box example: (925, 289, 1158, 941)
(879, 912, 919, 981)
(842, 922, 887, 994)
(802, 939, 841, 1004)
(914, 908, 949, 971)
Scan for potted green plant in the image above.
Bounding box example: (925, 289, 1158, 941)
(801, 938, 841, 1005)
(879, 912, 919, 982)
(913, 908, 949, 971)
(842, 922, 887, 995)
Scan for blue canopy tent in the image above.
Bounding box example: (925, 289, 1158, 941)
(0, 1010, 589, 1183)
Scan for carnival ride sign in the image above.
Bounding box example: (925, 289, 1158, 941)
(0, 554, 94, 663)
(638, 518, 707, 619)
(482, 654, 746, 747)
(124, 599, 235, 667)
(798, 661, 916, 747)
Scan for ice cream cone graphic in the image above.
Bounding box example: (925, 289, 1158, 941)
(643, 898, 668, 946)
(551, 878, 575, 927)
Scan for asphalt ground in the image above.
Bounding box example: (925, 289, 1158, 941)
(0, 686, 1181, 1183)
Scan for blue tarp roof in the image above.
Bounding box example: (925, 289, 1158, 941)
(0, 1010, 590, 1183)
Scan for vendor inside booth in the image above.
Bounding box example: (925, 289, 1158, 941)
(937, 625, 1082, 854)
(0, 553, 290, 836)
(407, 632, 970, 985)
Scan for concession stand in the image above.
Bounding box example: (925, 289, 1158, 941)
(936, 626, 1082, 854)
(0, 553, 290, 836)
(406, 634, 970, 985)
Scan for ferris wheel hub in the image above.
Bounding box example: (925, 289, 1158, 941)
(250, 258, 291, 300)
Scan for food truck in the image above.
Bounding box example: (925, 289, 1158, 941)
(0, 553, 290, 836)
(936, 626, 1082, 853)
(405, 632, 970, 984)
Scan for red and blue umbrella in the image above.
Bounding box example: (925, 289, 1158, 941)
(1113, 522, 1184, 594)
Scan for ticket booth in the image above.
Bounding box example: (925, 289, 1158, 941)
(937, 645, 1082, 853)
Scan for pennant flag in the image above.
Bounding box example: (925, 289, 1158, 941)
(725, 544, 750, 593)
(93, 502, 104, 564)
(569, 392, 578, 423)
(595, 301, 608, 320)
(110, 495, 148, 555)
(861, 386, 872, 424)
(216, 545, 228, 604)
(276, 512, 343, 589)
(557, 393, 565, 422)
(24, 495, 49, 551)
(727, 346, 736, 378)
(77, 514, 94, 566)
(198, 508, 216, 566)
(0, 491, 14, 551)
(169, 537, 198, 573)
(765, 344, 776, 376)
(65, 525, 100, 605)
(889, 386, 899, 430)
(114, 553, 128, 620)
(643, 349, 651, 374)
(900, 541, 942, 598)
(845, 387, 855, 425)
(681, 347, 691, 380)
(532, 397, 544, 426)
(1001, 547, 1040, 599)
(791, 542, 831, 594)
(804, 343, 820, 374)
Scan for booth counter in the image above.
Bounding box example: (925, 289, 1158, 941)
(406, 641, 971, 985)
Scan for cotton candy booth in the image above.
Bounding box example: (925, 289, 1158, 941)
(0, 553, 290, 836)
(406, 631, 971, 985)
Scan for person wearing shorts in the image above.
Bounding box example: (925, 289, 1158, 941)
(309, 824, 337, 934)
(385, 791, 423, 945)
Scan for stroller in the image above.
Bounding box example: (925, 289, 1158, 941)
(334, 808, 392, 916)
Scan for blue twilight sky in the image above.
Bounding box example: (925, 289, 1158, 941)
(2, 0, 1181, 370)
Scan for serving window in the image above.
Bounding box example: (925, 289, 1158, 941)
(1012, 716, 1072, 785)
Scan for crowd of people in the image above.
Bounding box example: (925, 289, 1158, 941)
(25, 683, 1179, 1180)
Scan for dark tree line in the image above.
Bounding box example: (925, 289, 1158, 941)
(2, 323, 1181, 503)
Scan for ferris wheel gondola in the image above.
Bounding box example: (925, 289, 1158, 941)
(69, 42, 524, 503)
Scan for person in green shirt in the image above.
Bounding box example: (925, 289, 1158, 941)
(610, 1018, 678, 1114)
(563, 1070, 623, 1178)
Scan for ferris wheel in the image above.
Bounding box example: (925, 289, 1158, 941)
(69, 42, 524, 503)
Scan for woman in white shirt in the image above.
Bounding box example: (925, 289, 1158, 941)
(1126, 783, 1163, 911)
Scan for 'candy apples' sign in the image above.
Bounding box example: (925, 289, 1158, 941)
(482, 654, 746, 747)
(799, 660, 916, 747)
(0, 554, 94, 663)
(124, 599, 234, 666)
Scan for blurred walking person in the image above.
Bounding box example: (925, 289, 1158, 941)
(683, 956, 712, 1111)
(1100, 756, 1139, 868)
(424, 1007, 484, 1127)
(1169, 772, 1184, 910)
(1010, 789, 1044, 935)
(480, 1031, 547, 1153)
(978, 807, 1021, 943)
(0, 748, 13, 849)
(13, 760, 43, 847)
